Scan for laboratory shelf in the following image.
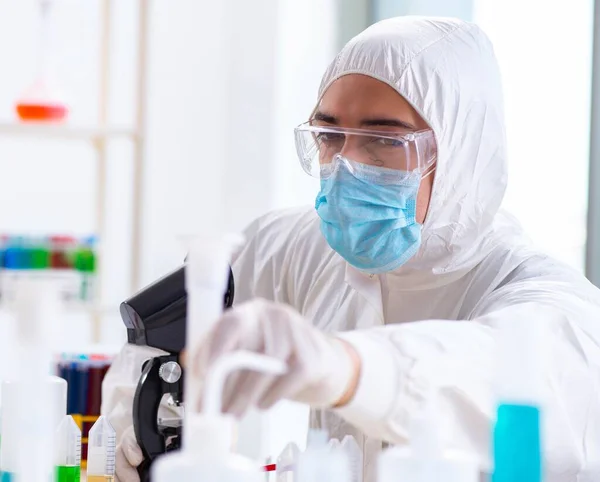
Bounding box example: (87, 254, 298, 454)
(0, 121, 139, 141)
(0, 301, 117, 315)
(0, 0, 150, 343)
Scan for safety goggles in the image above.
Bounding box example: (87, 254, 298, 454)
(294, 123, 437, 179)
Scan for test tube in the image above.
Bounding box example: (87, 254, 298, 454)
(86, 416, 116, 482)
(341, 436, 362, 482)
(276, 442, 300, 482)
(75, 237, 96, 302)
(54, 415, 81, 482)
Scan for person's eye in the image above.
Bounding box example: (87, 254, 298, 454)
(317, 133, 345, 144)
(376, 137, 406, 147)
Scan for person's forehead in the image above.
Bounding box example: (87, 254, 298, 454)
(321, 74, 406, 102)
(316, 74, 424, 127)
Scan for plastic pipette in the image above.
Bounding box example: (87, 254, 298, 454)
(87, 416, 116, 482)
(54, 415, 81, 482)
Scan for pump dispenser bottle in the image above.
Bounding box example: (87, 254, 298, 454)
(152, 351, 286, 482)
(153, 229, 282, 482)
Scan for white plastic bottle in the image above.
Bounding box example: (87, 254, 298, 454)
(378, 390, 479, 482)
(0, 279, 66, 482)
(152, 351, 286, 482)
(492, 315, 549, 482)
(0, 377, 67, 479)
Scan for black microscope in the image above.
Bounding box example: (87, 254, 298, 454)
(119, 264, 235, 481)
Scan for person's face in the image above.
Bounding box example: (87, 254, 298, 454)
(313, 74, 434, 224)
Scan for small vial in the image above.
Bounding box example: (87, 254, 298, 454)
(276, 442, 300, 482)
(341, 435, 363, 482)
(54, 415, 81, 482)
(74, 238, 96, 303)
(87, 416, 116, 482)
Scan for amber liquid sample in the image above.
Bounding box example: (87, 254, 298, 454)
(87, 476, 114, 482)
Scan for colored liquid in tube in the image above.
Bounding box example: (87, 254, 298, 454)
(86, 417, 116, 482)
(54, 415, 81, 482)
(55, 465, 80, 482)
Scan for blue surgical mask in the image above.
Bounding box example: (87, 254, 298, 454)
(315, 158, 422, 274)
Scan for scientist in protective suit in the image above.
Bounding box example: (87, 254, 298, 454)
(103, 16, 600, 482)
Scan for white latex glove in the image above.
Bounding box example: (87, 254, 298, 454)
(115, 425, 143, 482)
(188, 299, 357, 416)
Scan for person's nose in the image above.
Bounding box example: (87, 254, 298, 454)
(340, 136, 370, 164)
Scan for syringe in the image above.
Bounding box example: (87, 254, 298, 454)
(54, 415, 81, 482)
(87, 416, 116, 482)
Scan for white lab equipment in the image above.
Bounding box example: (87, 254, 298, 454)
(377, 388, 479, 482)
(152, 351, 287, 482)
(0, 377, 67, 478)
(276, 442, 300, 482)
(294, 429, 351, 482)
(87, 416, 117, 482)
(54, 415, 82, 481)
(0, 279, 64, 482)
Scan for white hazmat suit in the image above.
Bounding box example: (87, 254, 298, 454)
(102, 16, 600, 482)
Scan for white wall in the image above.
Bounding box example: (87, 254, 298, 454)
(474, 0, 593, 269)
(141, 0, 326, 286)
(372, 0, 473, 23)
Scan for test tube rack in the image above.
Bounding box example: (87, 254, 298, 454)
(0, 234, 98, 306)
(57, 354, 112, 468)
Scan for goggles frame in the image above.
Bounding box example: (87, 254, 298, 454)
(294, 122, 437, 178)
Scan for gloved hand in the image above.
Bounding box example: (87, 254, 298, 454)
(188, 299, 360, 416)
(115, 425, 143, 482)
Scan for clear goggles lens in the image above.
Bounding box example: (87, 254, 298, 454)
(294, 124, 437, 178)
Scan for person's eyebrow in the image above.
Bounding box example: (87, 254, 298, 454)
(360, 118, 417, 130)
(313, 111, 417, 131)
(313, 111, 338, 124)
